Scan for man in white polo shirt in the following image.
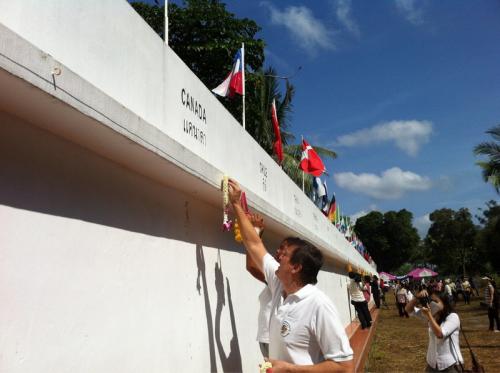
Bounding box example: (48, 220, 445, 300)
(228, 179, 354, 372)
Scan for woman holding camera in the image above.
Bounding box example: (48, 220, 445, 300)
(405, 290, 463, 372)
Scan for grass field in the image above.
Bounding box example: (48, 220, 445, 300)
(366, 291, 500, 372)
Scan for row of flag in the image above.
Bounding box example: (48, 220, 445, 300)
(212, 47, 372, 264)
(312, 178, 373, 263)
(212, 46, 326, 173)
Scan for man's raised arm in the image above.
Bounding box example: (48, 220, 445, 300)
(228, 179, 268, 271)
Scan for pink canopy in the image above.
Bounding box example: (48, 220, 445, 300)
(379, 272, 396, 281)
(407, 268, 438, 278)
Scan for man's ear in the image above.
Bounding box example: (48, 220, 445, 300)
(291, 263, 302, 275)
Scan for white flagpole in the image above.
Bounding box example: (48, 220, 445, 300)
(242, 42, 246, 130)
(164, 0, 168, 44)
(301, 134, 304, 192)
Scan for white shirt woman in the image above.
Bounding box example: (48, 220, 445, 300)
(406, 291, 463, 371)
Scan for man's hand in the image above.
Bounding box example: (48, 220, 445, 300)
(228, 179, 242, 205)
(249, 213, 265, 234)
(227, 178, 268, 271)
(268, 358, 353, 373)
(268, 359, 294, 373)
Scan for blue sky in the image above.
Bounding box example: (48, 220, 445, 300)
(159, 0, 500, 236)
(216, 0, 500, 236)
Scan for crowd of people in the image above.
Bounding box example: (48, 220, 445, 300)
(354, 274, 498, 372)
(389, 276, 498, 372)
(389, 276, 499, 327)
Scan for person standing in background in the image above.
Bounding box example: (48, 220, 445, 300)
(396, 284, 410, 318)
(483, 276, 500, 332)
(371, 275, 381, 309)
(363, 275, 372, 304)
(462, 277, 471, 305)
(348, 272, 372, 329)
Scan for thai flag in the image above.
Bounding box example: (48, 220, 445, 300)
(212, 48, 244, 97)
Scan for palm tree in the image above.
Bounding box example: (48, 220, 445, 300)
(474, 124, 500, 194)
(246, 67, 337, 196)
(245, 67, 294, 152)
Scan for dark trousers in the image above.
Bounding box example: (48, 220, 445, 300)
(463, 291, 470, 304)
(488, 307, 500, 331)
(352, 300, 372, 329)
(373, 292, 381, 308)
(397, 302, 409, 317)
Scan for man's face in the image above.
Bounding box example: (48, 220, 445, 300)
(274, 241, 288, 263)
(275, 245, 300, 283)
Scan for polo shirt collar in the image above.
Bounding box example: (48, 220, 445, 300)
(289, 284, 316, 300)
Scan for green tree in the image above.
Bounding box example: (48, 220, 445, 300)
(424, 208, 477, 276)
(474, 124, 500, 194)
(383, 210, 420, 272)
(245, 67, 295, 155)
(130, 0, 265, 122)
(355, 210, 419, 272)
(354, 212, 388, 269)
(475, 200, 500, 272)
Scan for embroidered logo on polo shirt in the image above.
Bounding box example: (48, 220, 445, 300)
(280, 320, 291, 337)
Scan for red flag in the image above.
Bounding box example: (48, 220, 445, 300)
(299, 139, 326, 176)
(212, 48, 244, 97)
(271, 99, 284, 164)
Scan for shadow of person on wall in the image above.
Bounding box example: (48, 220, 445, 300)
(196, 244, 217, 373)
(215, 253, 242, 373)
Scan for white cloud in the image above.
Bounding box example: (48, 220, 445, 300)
(350, 205, 377, 223)
(414, 213, 431, 237)
(334, 167, 432, 199)
(336, 120, 433, 156)
(395, 0, 424, 25)
(351, 210, 369, 222)
(334, 0, 360, 37)
(261, 2, 335, 54)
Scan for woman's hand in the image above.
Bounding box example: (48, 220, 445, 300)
(416, 289, 428, 298)
(421, 306, 431, 319)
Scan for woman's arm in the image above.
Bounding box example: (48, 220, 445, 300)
(405, 290, 426, 314)
(423, 309, 443, 338)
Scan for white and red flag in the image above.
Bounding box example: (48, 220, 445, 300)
(212, 48, 244, 97)
(270, 98, 284, 164)
(299, 139, 326, 176)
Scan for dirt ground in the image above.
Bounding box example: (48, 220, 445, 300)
(366, 291, 500, 372)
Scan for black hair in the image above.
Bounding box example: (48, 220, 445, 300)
(429, 290, 455, 325)
(286, 237, 324, 285)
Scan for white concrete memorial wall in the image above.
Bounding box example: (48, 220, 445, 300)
(0, 1, 376, 372)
